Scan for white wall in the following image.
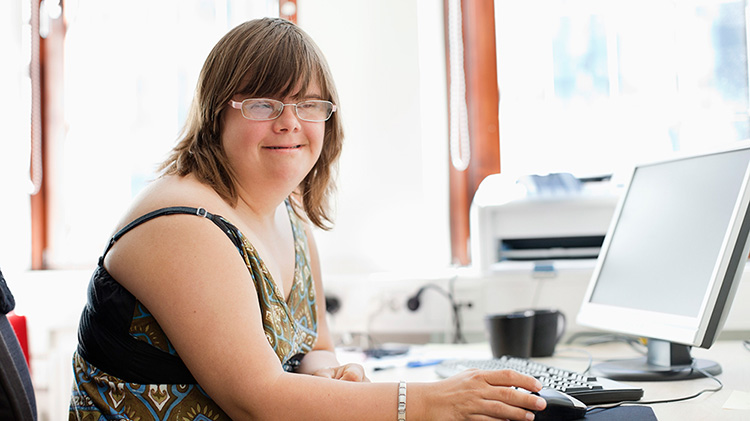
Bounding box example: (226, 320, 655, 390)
(297, 0, 452, 276)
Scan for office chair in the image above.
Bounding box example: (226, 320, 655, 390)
(0, 269, 37, 421)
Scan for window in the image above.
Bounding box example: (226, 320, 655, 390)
(22, 0, 452, 276)
(0, 1, 32, 272)
(7, 1, 746, 274)
(495, 0, 750, 178)
(43, 0, 278, 267)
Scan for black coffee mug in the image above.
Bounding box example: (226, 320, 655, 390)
(485, 311, 535, 358)
(526, 309, 566, 357)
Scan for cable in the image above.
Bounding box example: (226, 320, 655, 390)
(585, 365, 723, 415)
(29, 0, 43, 195)
(564, 331, 648, 355)
(406, 276, 469, 344)
(529, 276, 545, 309)
(550, 347, 595, 375)
(447, 0, 471, 171)
(446, 275, 468, 344)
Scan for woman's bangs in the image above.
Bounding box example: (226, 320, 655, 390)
(242, 40, 324, 100)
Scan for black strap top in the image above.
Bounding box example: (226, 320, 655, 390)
(99, 206, 244, 264)
(77, 207, 244, 384)
(76, 203, 319, 384)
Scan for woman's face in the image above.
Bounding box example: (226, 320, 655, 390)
(221, 84, 326, 195)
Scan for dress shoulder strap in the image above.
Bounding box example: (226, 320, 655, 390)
(99, 206, 243, 264)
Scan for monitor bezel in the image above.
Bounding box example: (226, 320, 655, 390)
(576, 144, 750, 349)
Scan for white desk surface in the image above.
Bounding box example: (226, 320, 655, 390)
(340, 340, 750, 420)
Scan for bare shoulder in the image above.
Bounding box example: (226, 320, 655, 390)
(104, 174, 245, 292)
(116, 174, 233, 230)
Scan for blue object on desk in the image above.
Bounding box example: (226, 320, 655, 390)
(407, 359, 444, 368)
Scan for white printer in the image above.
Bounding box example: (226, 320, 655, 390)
(469, 173, 621, 274)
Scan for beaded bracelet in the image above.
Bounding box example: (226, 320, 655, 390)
(397, 380, 407, 421)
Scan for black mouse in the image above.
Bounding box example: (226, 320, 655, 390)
(533, 388, 587, 421)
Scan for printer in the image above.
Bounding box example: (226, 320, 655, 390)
(469, 173, 621, 274)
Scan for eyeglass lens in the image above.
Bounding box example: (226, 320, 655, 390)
(241, 99, 334, 122)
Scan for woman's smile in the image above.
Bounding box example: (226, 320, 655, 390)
(264, 144, 304, 150)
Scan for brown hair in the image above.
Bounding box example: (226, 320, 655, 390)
(160, 17, 343, 229)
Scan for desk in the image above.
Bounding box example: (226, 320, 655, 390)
(349, 340, 750, 420)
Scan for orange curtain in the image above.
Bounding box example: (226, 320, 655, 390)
(445, 0, 500, 265)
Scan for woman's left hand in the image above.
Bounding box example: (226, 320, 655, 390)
(312, 363, 370, 382)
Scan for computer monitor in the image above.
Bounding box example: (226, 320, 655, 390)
(576, 144, 750, 381)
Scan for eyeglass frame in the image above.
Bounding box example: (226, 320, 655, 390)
(228, 98, 337, 122)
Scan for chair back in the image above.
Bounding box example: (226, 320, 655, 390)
(0, 269, 37, 421)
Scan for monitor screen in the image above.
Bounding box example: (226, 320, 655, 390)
(576, 145, 750, 380)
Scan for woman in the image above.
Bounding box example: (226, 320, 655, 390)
(69, 17, 546, 420)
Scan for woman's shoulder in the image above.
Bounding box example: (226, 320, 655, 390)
(102, 175, 234, 242)
(103, 175, 244, 275)
(124, 175, 231, 222)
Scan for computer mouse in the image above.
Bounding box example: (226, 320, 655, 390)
(533, 388, 587, 421)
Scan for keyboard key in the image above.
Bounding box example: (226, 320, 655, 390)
(435, 356, 643, 405)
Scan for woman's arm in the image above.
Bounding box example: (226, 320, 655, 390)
(107, 215, 545, 420)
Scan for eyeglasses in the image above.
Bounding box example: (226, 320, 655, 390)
(228, 98, 337, 122)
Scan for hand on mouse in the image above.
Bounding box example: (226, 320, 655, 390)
(414, 369, 547, 420)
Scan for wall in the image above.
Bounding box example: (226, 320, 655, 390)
(297, 0, 452, 276)
(325, 262, 750, 344)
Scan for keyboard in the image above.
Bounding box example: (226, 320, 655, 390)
(435, 356, 644, 405)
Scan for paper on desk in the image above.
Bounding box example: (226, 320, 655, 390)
(723, 390, 750, 410)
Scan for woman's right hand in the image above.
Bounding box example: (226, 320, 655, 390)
(418, 369, 547, 420)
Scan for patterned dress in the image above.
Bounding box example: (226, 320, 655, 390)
(69, 201, 318, 420)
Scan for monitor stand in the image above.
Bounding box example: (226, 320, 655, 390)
(590, 339, 722, 381)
